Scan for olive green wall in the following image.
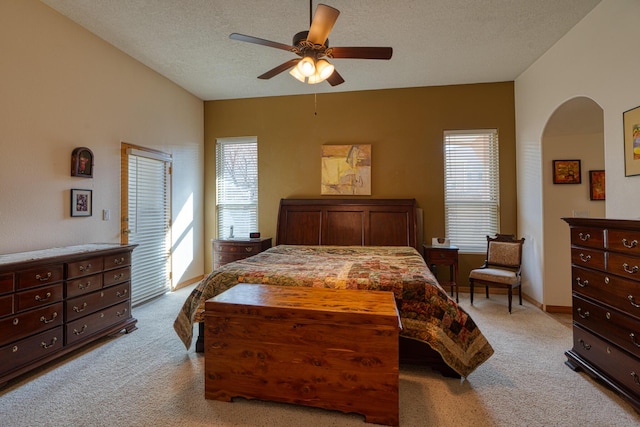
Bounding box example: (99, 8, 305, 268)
(204, 82, 516, 282)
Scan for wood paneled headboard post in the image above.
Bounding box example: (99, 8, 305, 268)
(276, 198, 419, 250)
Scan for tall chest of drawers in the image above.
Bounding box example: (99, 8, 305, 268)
(563, 218, 640, 411)
(0, 243, 137, 387)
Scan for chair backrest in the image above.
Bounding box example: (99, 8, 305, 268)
(485, 234, 525, 269)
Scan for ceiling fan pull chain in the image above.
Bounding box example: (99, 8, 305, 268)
(314, 92, 317, 116)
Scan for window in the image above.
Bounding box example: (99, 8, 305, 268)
(216, 137, 258, 239)
(444, 129, 499, 253)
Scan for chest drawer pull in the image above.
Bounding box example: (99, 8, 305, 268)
(41, 337, 57, 349)
(631, 333, 640, 348)
(117, 308, 129, 317)
(73, 303, 88, 313)
(576, 277, 588, 288)
(78, 281, 91, 290)
(35, 292, 51, 302)
(245, 247, 254, 253)
(577, 308, 590, 319)
(579, 233, 591, 241)
(116, 289, 128, 298)
(579, 339, 591, 350)
(79, 263, 92, 272)
(579, 253, 591, 263)
(633, 372, 640, 386)
(623, 239, 639, 249)
(113, 273, 125, 281)
(13, 318, 19, 326)
(629, 295, 640, 308)
(40, 312, 58, 324)
(623, 263, 639, 274)
(35, 272, 52, 282)
(113, 257, 125, 265)
(73, 325, 88, 336)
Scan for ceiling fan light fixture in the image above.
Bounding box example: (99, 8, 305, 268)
(315, 59, 335, 80)
(297, 55, 316, 77)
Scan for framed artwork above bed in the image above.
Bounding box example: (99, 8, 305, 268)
(321, 144, 371, 195)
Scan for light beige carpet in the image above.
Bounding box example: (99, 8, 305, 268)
(1, 284, 639, 426)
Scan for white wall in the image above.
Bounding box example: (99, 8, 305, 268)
(515, 0, 640, 308)
(0, 0, 205, 287)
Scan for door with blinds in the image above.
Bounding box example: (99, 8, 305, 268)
(121, 143, 172, 306)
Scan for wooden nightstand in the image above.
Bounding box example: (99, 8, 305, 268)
(212, 238, 272, 270)
(423, 244, 459, 302)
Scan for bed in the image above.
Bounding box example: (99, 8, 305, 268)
(173, 198, 494, 378)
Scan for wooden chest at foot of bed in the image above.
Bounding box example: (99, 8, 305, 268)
(204, 284, 401, 426)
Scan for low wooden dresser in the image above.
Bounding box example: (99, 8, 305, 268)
(0, 243, 137, 387)
(563, 217, 640, 411)
(204, 284, 401, 426)
(211, 238, 272, 269)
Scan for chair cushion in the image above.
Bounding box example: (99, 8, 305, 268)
(487, 241, 521, 267)
(469, 267, 520, 285)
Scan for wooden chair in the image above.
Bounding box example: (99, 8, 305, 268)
(469, 234, 525, 313)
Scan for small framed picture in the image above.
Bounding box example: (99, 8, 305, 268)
(71, 147, 94, 178)
(553, 159, 581, 184)
(70, 189, 92, 217)
(589, 170, 605, 200)
(623, 105, 640, 177)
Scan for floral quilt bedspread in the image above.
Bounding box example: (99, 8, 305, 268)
(173, 245, 494, 377)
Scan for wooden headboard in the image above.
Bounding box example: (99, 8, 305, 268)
(276, 198, 418, 250)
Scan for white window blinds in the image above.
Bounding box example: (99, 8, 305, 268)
(444, 129, 500, 253)
(216, 138, 258, 239)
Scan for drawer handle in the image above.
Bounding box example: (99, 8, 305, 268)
(41, 337, 58, 349)
(577, 308, 589, 319)
(631, 333, 640, 348)
(73, 325, 88, 336)
(623, 263, 639, 274)
(40, 312, 58, 324)
(629, 295, 640, 308)
(35, 292, 52, 302)
(575, 277, 588, 288)
(12, 318, 19, 326)
(623, 239, 638, 249)
(78, 281, 92, 290)
(35, 272, 52, 282)
(245, 247, 254, 252)
(113, 257, 125, 265)
(116, 308, 128, 317)
(79, 263, 92, 272)
(578, 233, 590, 241)
(579, 253, 591, 263)
(113, 273, 125, 281)
(578, 339, 591, 350)
(116, 289, 128, 298)
(632, 372, 640, 386)
(73, 302, 88, 313)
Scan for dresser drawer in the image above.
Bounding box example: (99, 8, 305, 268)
(0, 302, 63, 347)
(65, 282, 131, 322)
(103, 267, 131, 287)
(65, 300, 131, 345)
(571, 247, 606, 271)
(572, 266, 640, 320)
(0, 294, 13, 317)
(66, 256, 104, 279)
(0, 273, 14, 294)
(571, 227, 605, 249)
(66, 273, 103, 298)
(608, 229, 640, 255)
(15, 283, 63, 312)
(572, 325, 640, 398)
(608, 252, 640, 279)
(103, 251, 131, 271)
(0, 326, 63, 375)
(573, 294, 640, 358)
(16, 264, 64, 290)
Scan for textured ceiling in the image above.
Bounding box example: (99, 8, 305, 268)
(40, 0, 601, 101)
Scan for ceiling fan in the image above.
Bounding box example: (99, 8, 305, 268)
(229, 2, 393, 86)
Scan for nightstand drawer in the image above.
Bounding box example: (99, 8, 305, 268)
(212, 238, 272, 269)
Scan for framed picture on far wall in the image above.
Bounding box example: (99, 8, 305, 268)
(589, 170, 605, 200)
(70, 189, 92, 217)
(623, 105, 640, 176)
(553, 159, 581, 184)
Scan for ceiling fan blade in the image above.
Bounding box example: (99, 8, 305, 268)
(230, 33, 294, 51)
(329, 47, 393, 60)
(307, 4, 339, 45)
(326, 70, 345, 86)
(257, 58, 301, 80)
